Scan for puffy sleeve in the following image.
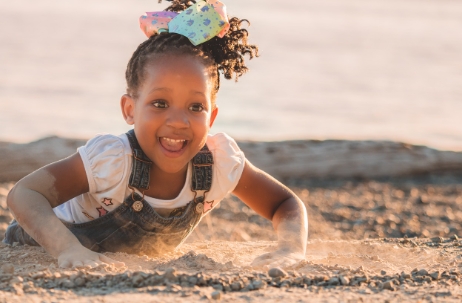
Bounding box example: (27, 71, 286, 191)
(206, 133, 246, 201)
(77, 134, 127, 194)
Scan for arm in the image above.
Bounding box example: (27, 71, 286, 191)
(232, 159, 308, 267)
(7, 153, 124, 268)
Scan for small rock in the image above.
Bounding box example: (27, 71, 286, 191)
(212, 284, 223, 291)
(188, 276, 198, 285)
(293, 277, 303, 285)
(211, 290, 222, 300)
(383, 280, 395, 291)
(339, 276, 350, 286)
(381, 270, 387, 275)
(132, 274, 144, 286)
(252, 280, 266, 290)
(62, 279, 75, 288)
(231, 281, 243, 291)
(1, 263, 15, 274)
(12, 242, 19, 247)
(74, 277, 85, 287)
(416, 269, 429, 277)
(431, 237, 443, 244)
(243, 283, 254, 291)
(268, 267, 287, 278)
(430, 271, 441, 280)
(303, 277, 312, 285)
(451, 234, 459, 241)
(164, 268, 177, 281)
(328, 277, 339, 285)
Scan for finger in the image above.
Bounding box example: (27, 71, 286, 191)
(251, 258, 274, 268)
(83, 260, 100, 268)
(72, 261, 84, 268)
(250, 253, 274, 266)
(99, 254, 125, 267)
(59, 260, 72, 269)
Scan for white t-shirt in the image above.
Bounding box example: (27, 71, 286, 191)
(53, 132, 246, 223)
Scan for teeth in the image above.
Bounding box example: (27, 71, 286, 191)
(163, 137, 186, 143)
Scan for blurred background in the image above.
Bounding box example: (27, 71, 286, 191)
(0, 0, 461, 151)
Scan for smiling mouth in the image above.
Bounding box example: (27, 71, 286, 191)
(159, 137, 188, 152)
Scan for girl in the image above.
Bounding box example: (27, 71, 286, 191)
(4, 0, 307, 269)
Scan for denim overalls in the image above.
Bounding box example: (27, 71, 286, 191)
(3, 130, 214, 256)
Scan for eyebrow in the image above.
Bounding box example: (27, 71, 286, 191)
(148, 87, 206, 97)
(148, 87, 172, 94)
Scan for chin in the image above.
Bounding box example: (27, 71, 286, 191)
(159, 163, 189, 174)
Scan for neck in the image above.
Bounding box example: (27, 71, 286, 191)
(145, 163, 188, 200)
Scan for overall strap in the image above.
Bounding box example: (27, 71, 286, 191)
(126, 129, 152, 190)
(191, 145, 213, 192)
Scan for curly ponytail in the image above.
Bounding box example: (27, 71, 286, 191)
(125, 0, 259, 104)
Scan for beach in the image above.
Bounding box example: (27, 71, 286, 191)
(1, 138, 462, 302)
(2, 171, 462, 302)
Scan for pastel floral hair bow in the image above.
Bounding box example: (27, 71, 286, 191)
(140, 0, 230, 46)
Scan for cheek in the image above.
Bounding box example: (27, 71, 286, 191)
(190, 113, 210, 131)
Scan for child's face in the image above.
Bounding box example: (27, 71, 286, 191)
(121, 54, 218, 174)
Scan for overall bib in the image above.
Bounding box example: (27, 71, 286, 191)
(3, 130, 214, 256)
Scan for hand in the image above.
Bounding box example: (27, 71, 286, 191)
(251, 247, 305, 269)
(57, 244, 125, 269)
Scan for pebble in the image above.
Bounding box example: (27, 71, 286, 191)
(212, 284, 223, 291)
(164, 268, 177, 281)
(231, 281, 242, 291)
(268, 267, 287, 278)
(339, 276, 350, 286)
(328, 277, 339, 285)
(252, 280, 266, 290)
(188, 276, 198, 285)
(74, 277, 86, 287)
(132, 274, 144, 286)
(431, 237, 443, 244)
(211, 290, 222, 300)
(416, 269, 429, 276)
(1, 263, 15, 274)
(430, 271, 441, 280)
(383, 280, 395, 291)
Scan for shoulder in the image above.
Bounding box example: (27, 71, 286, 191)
(80, 133, 132, 157)
(206, 132, 243, 158)
(205, 133, 246, 196)
(78, 133, 132, 193)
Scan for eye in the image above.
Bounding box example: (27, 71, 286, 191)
(189, 103, 205, 112)
(152, 100, 168, 108)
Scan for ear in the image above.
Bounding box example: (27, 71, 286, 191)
(209, 107, 219, 128)
(120, 94, 135, 125)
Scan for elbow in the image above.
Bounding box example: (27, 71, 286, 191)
(6, 183, 20, 217)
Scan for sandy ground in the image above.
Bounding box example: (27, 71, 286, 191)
(1, 175, 462, 302)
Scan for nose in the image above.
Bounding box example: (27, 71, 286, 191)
(166, 107, 190, 129)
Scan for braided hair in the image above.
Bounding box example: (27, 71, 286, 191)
(125, 0, 259, 105)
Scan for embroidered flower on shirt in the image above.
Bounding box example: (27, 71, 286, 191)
(82, 211, 95, 220)
(96, 207, 108, 217)
(203, 200, 215, 213)
(102, 198, 113, 206)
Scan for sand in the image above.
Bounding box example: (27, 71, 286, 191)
(1, 175, 462, 302)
